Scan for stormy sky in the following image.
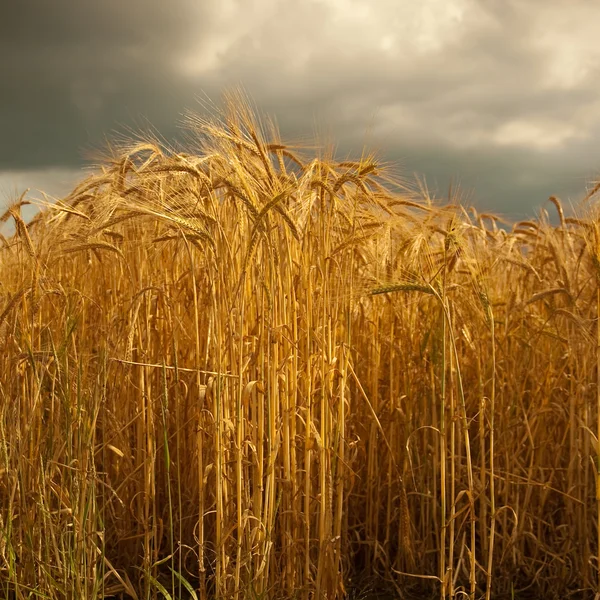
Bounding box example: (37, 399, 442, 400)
(2, 0, 600, 222)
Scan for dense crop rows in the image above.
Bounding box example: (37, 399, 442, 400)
(2, 95, 600, 599)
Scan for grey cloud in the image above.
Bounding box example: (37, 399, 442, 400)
(1, 0, 599, 218)
(0, 1, 212, 168)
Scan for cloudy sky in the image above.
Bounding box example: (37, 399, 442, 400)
(2, 0, 600, 222)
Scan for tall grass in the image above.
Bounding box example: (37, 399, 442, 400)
(1, 93, 600, 599)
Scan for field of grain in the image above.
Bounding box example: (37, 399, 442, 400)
(1, 95, 600, 599)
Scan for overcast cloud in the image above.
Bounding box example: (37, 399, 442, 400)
(2, 0, 600, 221)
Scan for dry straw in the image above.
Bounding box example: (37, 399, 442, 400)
(1, 92, 600, 600)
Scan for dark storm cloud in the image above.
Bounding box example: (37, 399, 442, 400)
(1, 0, 600, 217)
(0, 0, 211, 168)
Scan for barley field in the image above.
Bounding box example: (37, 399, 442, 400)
(1, 95, 600, 599)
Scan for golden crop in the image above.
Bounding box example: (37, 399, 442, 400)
(1, 93, 599, 599)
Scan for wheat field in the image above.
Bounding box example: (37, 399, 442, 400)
(1, 94, 600, 599)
